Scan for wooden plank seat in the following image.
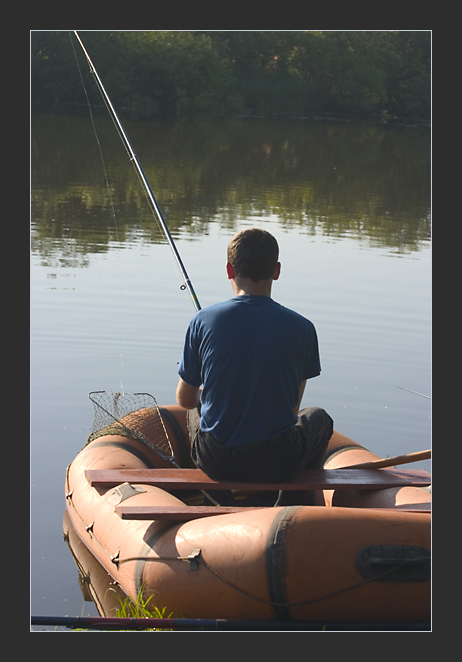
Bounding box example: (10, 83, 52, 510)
(86, 468, 431, 521)
(116, 505, 264, 520)
(115, 501, 431, 520)
(86, 467, 431, 491)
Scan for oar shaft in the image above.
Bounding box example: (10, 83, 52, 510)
(345, 449, 431, 470)
(73, 31, 201, 312)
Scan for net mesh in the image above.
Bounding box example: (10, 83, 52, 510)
(87, 391, 176, 464)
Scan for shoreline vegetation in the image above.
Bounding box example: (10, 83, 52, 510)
(31, 31, 430, 125)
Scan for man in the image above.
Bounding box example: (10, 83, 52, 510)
(176, 228, 333, 489)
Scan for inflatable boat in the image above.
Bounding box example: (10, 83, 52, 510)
(64, 400, 430, 627)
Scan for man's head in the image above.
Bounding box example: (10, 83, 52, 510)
(227, 228, 279, 283)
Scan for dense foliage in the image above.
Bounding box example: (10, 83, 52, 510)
(31, 31, 431, 122)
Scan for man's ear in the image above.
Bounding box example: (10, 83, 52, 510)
(226, 262, 235, 280)
(273, 262, 281, 281)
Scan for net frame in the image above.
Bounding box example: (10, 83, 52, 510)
(89, 391, 178, 466)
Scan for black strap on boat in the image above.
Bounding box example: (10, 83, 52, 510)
(132, 523, 180, 596)
(265, 506, 300, 621)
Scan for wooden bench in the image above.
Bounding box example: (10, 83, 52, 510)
(85, 467, 431, 492)
(85, 467, 431, 521)
(115, 505, 264, 520)
(115, 501, 431, 520)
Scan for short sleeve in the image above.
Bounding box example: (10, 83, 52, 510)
(302, 321, 321, 380)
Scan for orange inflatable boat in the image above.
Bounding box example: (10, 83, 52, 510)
(64, 401, 431, 627)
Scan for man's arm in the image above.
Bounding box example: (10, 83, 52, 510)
(293, 380, 307, 415)
(176, 377, 201, 410)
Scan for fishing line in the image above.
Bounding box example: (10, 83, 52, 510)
(70, 32, 130, 394)
(72, 31, 201, 313)
(69, 33, 120, 245)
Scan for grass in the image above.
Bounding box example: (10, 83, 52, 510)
(109, 584, 174, 630)
(71, 584, 175, 631)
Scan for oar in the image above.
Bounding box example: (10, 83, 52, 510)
(72, 31, 201, 312)
(343, 449, 431, 470)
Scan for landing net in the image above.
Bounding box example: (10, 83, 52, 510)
(87, 390, 221, 505)
(88, 391, 177, 465)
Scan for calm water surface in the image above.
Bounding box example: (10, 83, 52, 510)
(30, 114, 431, 625)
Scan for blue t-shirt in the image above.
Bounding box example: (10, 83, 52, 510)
(178, 295, 321, 447)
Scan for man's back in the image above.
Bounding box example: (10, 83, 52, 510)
(178, 294, 320, 447)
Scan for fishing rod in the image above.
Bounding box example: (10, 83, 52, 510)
(72, 31, 201, 312)
(31, 615, 430, 631)
(395, 386, 431, 399)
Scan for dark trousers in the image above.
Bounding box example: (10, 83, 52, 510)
(186, 407, 333, 504)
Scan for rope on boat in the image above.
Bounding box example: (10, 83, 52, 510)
(113, 546, 430, 609)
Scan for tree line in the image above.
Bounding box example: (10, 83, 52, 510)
(31, 31, 431, 122)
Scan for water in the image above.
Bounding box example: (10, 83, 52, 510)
(30, 113, 431, 624)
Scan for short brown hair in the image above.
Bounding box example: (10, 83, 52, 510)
(227, 228, 279, 282)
